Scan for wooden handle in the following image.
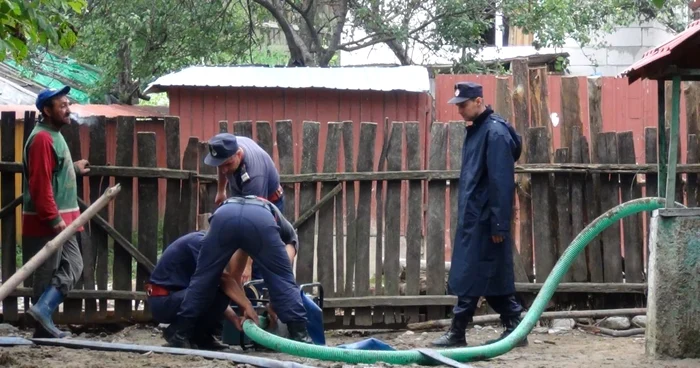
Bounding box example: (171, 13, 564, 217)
(0, 184, 121, 302)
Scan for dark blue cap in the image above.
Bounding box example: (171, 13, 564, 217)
(448, 82, 483, 104)
(35, 85, 71, 112)
(204, 133, 240, 166)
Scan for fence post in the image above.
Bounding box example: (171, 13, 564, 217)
(383, 122, 403, 325)
(1, 111, 18, 322)
(163, 117, 181, 248)
(113, 116, 135, 319)
(181, 137, 199, 233)
(296, 121, 320, 285)
(426, 122, 447, 321)
(136, 132, 159, 317)
(89, 116, 109, 315)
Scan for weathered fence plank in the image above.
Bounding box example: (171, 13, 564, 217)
(1, 112, 18, 321)
(582, 134, 604, 283)
(219, 120, 228, 133)
(528, 127, 556, 282)
(554, 148, 573, 283)
(373, 118, 389, 325)
(296, 121, 319, 285)
(256, 121, 273, 157)
(21, 112, 36, 311)
(341, 120, 356, 325)
(163, 117, 182, 249)
(617, 131, 644, 284)
(404, 122, 422, 324)
(198, 142, 216, 214)
(512, 59, 534, 282)
(233, 121, 253, 138)
(596, 132, 622, 283)
(687, 134, 699, 208)
(354, 122, 377, 326)
(276, 120, 295, 222)
(137, 132, 159, 316)
(113, 117, 135, 319)
(384, 122, 403, 325)
(644, 127, 658, 256)
(318, 122, 341, 299)
(448, 122, 465, 261)
(561, 76, 583, 152)
(89, 117, 109, 315)
(60, 119, 85, 320)
(569, 126, 588, 282)
(426, 122, 447, 321)
(181, 137, 199, 234)
(588, 77, 603, 164)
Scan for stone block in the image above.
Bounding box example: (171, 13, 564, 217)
(647, 208, 700, 359)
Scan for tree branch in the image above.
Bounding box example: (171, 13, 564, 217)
(252, 0, 311, 63)
(283, 0, 322, 50)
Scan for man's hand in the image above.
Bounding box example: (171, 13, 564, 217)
(215, 191, 227, 206)
(53, 219, 67, 233)
(74, 159, 90, 174)
(492, 235, 504, 243)
(241, 263, 252, 284)
(266, 304, 278, 329)
(242, 305, 259, 325)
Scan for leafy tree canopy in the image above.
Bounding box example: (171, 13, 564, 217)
(0, 0, 85, 62)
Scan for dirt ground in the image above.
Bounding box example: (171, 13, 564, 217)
(1, 323, 699, 368)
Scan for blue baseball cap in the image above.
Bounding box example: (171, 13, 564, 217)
(204, 133, 240, 166)
(35, 85, 71, 112)
(448, 82, 483, 104)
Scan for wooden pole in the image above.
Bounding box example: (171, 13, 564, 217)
(666, 76, 681, 208)
(658, 81, 668, 197)
(407, 308, 647, 331)
(0, 184, 121, 303)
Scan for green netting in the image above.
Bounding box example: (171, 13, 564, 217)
(3, 51, 101, 104)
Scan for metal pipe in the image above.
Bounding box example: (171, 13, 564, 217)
(30, 338, 315, 368)
(0, 184, 121, 303)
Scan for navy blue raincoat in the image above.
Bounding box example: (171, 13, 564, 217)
(447, 107, 522, 297)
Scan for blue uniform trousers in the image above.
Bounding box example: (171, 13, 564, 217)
(250, 195, 284, 286)
(453, 294, 523, 321)
(149, 289, 230, 334)
(177, 200, 306, 324)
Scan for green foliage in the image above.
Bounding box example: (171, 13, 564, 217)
(60, 0, 276, 103)
(0, 0, 85, 62)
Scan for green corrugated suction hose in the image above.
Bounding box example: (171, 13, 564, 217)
(243, 197, 669, 365)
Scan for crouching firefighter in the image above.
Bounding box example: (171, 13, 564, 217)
(149, 195, 313, 349)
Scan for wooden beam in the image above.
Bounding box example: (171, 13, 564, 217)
(3, 161, 700, 182)
(324, 283, 647, 308)
(77, 198, 155, 273)
(0, 195, 21, 219)
(292, 183, 342, 228)
(407, 308, 647, 331)
(10, 287, 147, 301)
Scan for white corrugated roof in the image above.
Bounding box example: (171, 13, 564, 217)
(143, 65, 430, 94)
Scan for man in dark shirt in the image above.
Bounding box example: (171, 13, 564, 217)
(204, 133, 288, 285)
(148, 195, 312, 349)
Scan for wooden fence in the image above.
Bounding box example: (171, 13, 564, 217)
(0, 78, 699, 327)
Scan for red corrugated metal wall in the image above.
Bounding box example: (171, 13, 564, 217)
(168, 87, 433, 174)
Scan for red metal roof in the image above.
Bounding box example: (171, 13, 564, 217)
(0, 104, 169, 119)
(621, 19, 700, 83)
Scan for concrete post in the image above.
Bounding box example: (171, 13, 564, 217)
(646, 208, 700, 359)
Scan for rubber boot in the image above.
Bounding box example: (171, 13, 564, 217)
(430, 315, 469, 347)
(28, 286, 69, 338)
(485, 315, 528, 347)
(286, 321, 313, 344)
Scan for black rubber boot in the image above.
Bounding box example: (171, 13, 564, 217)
(485, 315, 528, 347)
(430, 315, 469, 347)
(286, 321, 313, 344)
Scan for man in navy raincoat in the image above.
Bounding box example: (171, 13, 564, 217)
(431, 82, 528, 348)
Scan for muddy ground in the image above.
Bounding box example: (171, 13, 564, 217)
(2, 322, 700, 368)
